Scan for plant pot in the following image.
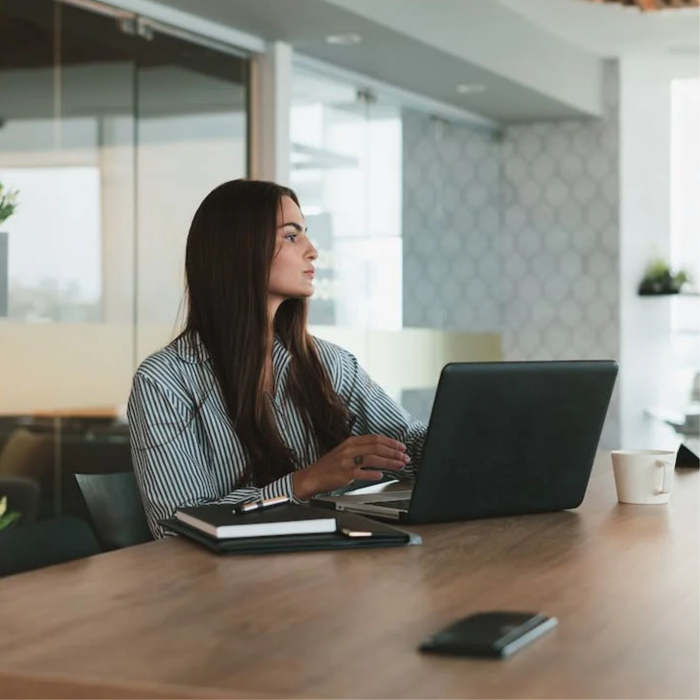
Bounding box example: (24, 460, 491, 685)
(0, 231, 7, 316)
(638, 278, 682, 295)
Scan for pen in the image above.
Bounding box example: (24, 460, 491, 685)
(234, 495, 290, 514)
(341, 527, 373, 538)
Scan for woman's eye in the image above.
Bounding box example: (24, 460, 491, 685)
(284, 233, 298, 242)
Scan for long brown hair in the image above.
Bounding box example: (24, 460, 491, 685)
(183, 179, 352, 487)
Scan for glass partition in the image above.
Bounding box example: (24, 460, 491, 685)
(135, 26, 248, 361)
(0, 0, 248, 518)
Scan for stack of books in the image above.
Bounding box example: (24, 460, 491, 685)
(160, 496, 419, 554)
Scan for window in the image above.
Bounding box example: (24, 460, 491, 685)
(671, 77, 700, 333)
(0, 165, 101, 321)
(290, 65, 402, 329)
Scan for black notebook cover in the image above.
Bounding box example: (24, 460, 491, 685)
(160, 509, 419, 554)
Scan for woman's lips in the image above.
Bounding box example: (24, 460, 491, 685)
(304, 270, 315, 277)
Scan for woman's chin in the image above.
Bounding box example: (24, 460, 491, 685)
(286, 287, 314, 300)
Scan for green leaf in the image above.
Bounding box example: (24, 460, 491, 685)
(0, 511, 21, 531)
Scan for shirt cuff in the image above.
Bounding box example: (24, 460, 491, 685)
(260, 471, 309, 504)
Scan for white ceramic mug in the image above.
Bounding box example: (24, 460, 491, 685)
(611, 450, 675, 504)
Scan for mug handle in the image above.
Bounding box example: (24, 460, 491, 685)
(654, 460, 672, 495)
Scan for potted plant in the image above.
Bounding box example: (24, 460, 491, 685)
(0, 495, 21, 530)
(638, 259, 689, 296)
(0, 181, 19, 316)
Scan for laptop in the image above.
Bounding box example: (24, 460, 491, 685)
(314, 361, 618, 523)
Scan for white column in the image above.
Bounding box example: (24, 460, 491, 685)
(250, 41, 291, 185)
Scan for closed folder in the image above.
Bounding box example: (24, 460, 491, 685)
(160, 509, 421, 554)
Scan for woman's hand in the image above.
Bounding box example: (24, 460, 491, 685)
(292, 434, 411, 500)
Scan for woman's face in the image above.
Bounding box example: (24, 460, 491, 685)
(268, 195, 318, 302)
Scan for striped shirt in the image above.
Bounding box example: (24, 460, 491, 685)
(127, 331, 427, 538)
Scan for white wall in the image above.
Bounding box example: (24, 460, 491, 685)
(619, 52, 699, 449)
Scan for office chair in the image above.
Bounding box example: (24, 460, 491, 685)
(75, 471, 152, 550)
(0, 516, 100, 577)
(0, 428, 53, 482)
(0, 428, 53, 515)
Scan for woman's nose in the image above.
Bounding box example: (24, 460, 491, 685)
(306, 241, 318, 259)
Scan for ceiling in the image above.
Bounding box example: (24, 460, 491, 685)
(153, 0, 698, 125)
(499, 0, 700, 58)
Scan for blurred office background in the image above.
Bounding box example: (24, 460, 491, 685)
(0, 0, 698, 520)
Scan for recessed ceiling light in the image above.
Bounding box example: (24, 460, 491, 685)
(457, 83, 486, 95)
(325, 32, 363, 46)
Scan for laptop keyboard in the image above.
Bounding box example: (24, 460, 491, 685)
(365, 498, 411, 511)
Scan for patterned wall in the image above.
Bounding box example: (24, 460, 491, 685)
(501, 63, 620, 446)
(402, 111, 502, 331)
(401, 62, 620, 445)
(501, 65, 619, 364)
(401, 111, 502, 424)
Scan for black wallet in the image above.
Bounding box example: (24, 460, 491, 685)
(419, 611, 558, 658)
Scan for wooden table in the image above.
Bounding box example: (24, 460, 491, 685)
(0, 453, 697, 699)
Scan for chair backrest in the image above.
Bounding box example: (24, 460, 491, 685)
(0, 428, 53, 485)
(75, 471, 152, 550)
(0, 516, 100, 577)
(0, 475, 40, 524)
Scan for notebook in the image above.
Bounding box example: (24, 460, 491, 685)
(174, 502, 336, 539)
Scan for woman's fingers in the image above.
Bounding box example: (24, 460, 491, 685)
(347, 434, 406, 452)
(307, 434, 413, 494)
(355, 445, 410, 464)
(347, 454, 407, 471)
(352, 467, 384, 481)
(343, 441, 410, 464)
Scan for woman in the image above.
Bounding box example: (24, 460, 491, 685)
(128, 179, 426, 538)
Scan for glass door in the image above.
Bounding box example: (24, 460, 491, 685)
(0, 0, 139, 517)
(0, 0, 249, 518)
(134, 21, 248, 361)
